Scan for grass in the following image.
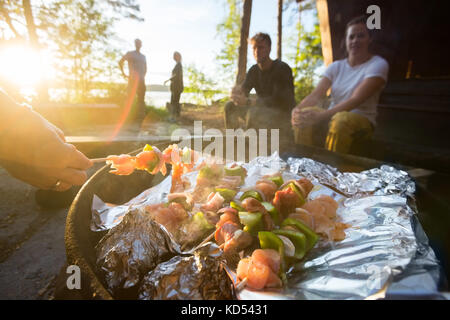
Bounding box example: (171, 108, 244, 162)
(145, 104, 170, 121)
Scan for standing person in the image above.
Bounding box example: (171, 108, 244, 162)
(224, 32, 296, 149)
(165, 51, 184, 122)
(119, 38, 147, 129)
(291, 16, 389, 154)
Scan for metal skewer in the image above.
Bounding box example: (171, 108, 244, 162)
(90, 157, 109, 163)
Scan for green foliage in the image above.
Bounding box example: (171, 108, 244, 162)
(215, 0, 242, 86)
(184, 64, 223, 106)
(285, 3, 323, 103)
(0, 0, 143, 103)
(145, 104, 169, 121)
(38, 0, 142, 103)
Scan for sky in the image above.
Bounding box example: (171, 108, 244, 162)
(114, 0, 316, 87)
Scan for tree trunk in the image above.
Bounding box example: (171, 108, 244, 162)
(23, 0, 49, 102)
(277, 0, 283, 60)
(22, 0, 39, 47)
(0, 7, 22, 39)
(236, 0, 252, 86)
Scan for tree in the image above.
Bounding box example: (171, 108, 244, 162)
(236, 0, 252, 85)
(184, 64, 221, 106)
(285, 0, 323, 102)
(277, 0, 283, 60)
(22, 0, 39, 47)
(216, 0, 242, 87)
(0, 0, 143, 103)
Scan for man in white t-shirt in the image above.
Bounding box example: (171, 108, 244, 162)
(291, 16, 389, 155)
(119, 39, 147, 128)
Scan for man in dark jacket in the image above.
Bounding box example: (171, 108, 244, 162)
(224, 33, 296, 148)
(165, 51, 184, 122)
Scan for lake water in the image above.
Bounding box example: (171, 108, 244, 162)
(45, 88, 227, 108)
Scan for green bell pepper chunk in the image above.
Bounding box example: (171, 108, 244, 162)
(168, 197, 191, 210)
(282, 182, 306, 206)
(268, 175, 284, 188)
(258, 231, 284, 254)
(215, 188, 237, 202)
(240, 190, 263, 202)
(192, 211, 214, 232)
(258, 231, 287, 283)
(261, 201, 280, 225)
(230, 201, 245, 212)
(238, 211, 263, 236)
(198, 166, 222, 180)
(273, 229, 307, 260)
(281, 218, 319, 251)
(224, 166, 246, 178)
(141, 144, 160, 172)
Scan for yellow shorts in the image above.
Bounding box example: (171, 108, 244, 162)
(294, 108, 374, 154)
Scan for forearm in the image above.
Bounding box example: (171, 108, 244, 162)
(0, 92, 31, 134)
(298, 93, 321, 109)
(322, 96, 362, 118)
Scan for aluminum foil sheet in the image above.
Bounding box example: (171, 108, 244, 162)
(138, 243, 233, 300)
(95, 207, 181, 295)
(91, 153, 443, 299)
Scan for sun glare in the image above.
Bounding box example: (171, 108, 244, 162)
(0, 45, 54, 89)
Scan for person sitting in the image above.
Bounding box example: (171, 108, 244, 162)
(291, 15, 389, 155)
(224, 32, 296, 148)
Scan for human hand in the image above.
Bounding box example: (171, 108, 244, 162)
(231, 86, 247, 106)
(291, 107, 325, 127)
(0, 108, 93, 191)
(291, 107, 302, 127)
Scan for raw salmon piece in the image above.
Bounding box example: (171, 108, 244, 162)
(201, 192, 225, 213)
(297, 178, 314, 197)
(251, 249, 281, 274)
(162, 144, 181, 164)
(106, 154, 136, 175)
(255, 179, 278, 202)
(236, 257, 251, 280)
(242, 197, 266, 213)
(247, 261, 270, 290)
(216, 211, 240, 229)
(214, 221, 240, 244)
(217, 175, 242, 189)
(315, 195, 338, 219)
(223, 230, 253, 253)
(265, 270, 283, 288)
(273, 188, 303, 219)
(302, 200, 326, 218)
(289, 210, 315, 230)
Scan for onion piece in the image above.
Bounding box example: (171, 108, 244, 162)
(277, 235, 296, 257)
(295, 207, 315, 230)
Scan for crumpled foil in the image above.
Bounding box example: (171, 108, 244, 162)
(92, 153, 444, 299)
(95, 207, 181, 295)
(138, 243, 233, 300)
